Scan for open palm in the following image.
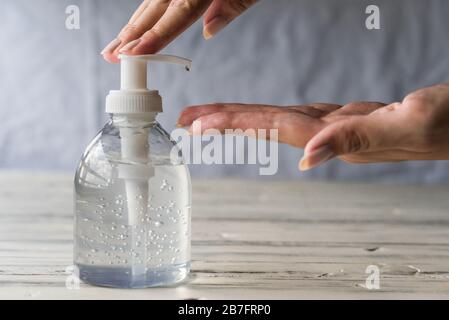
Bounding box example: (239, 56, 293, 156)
(177, 83, 449, 170)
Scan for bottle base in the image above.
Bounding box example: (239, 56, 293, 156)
(76, 262, 190, 288)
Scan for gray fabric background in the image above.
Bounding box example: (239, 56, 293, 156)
(1, 0, 448, 184)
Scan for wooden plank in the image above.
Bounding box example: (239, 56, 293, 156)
(0, 172, 449, 299)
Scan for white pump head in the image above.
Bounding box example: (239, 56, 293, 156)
(105, 54, 192, 114)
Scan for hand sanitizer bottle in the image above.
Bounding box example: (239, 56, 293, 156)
(74, 54, 192, 288)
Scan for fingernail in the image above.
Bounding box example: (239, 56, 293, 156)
(203, 16, 227, 40)
(299, 145, 336, 171)
(101, 38, 121, 55)
(119, 38, 142, 52)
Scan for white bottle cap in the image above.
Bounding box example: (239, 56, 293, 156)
(105, 54, 192, 114)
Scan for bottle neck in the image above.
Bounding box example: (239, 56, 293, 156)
(111, 112, 158, 127)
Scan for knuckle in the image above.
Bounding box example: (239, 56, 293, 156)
(340, 121, 370, 154)
(169, 0, 202, 11)
(386, 102, 401, 111)
(119, 23, 139, 39)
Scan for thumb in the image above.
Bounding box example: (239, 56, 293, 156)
(203, 0, 258, 39)
(299, 113, 403, 171)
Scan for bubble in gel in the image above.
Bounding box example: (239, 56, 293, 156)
(118, 234, 127, 240)
(154, 221, 164, 227)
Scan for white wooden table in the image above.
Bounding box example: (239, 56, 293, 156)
(1, 172, 449, 299)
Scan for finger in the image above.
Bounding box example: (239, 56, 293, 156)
(177, 103, 340, 127)
(326, 102, 386, 118)
(121, 0, 213, 55)
(299, 110, 408, 171)
(341, 147, 449, 163)
(178, 103, 290, 127)
(102, 0, 152, 62)
(187, 111, 324, 147)
(289, 103, 341, 113)
(128, 0, 153, 26)
(203, 0, 258, 39)
(102, 0, 171, 63)
(287, 103, 342, 118)
(340, 152, 406, 164)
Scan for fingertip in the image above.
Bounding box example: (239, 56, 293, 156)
(176, 107, 196, 127)
(203, 16, 227, 40)
(300, 145, 336, 172)
(102, 52, 120, 64)
(176, 117, 188, 128)
(203, 28, 213, 40)
(177, 104, 220, 127)
(100, 38, 123, 63)
(298, 157, 310, 172)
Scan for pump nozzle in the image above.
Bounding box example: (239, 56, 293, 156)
(119, 54, 191, 92)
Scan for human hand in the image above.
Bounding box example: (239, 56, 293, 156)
(177, 83, 449, 171)
(102, 0, 258, 63)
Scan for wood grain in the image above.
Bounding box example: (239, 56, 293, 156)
(0, 172, 449, 299)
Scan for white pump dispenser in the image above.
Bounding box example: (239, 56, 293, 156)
(74, 54, 192, 288)
(105, 54, 191, 228)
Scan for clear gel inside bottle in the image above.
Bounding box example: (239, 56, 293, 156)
(74, 114, 191, 288)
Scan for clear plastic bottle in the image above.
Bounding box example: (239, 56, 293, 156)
(74, 114, 191, 288)
(74, 54, 192, 288)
